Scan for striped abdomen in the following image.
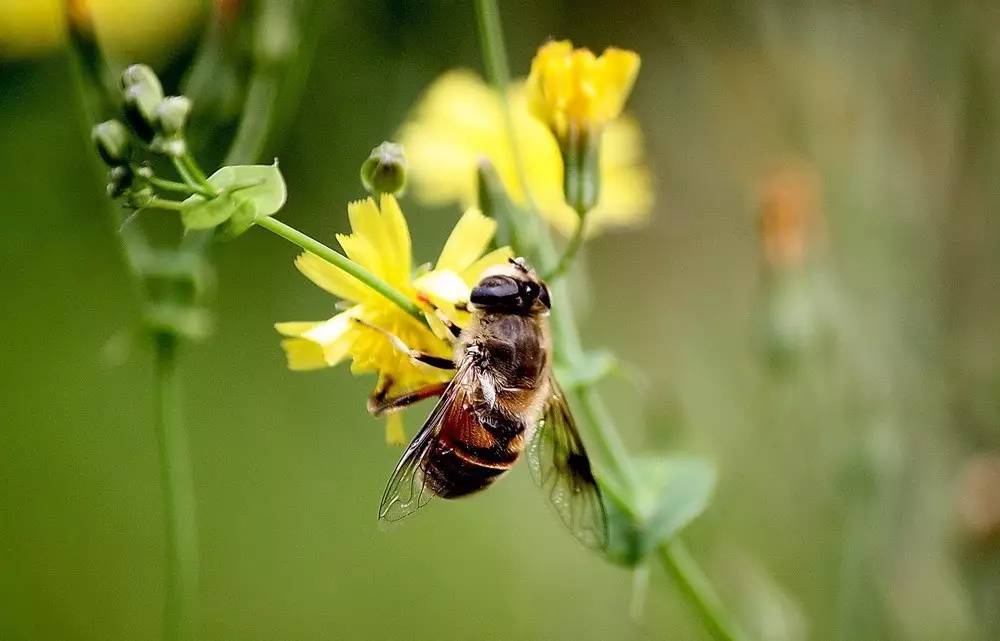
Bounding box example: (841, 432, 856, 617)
(422, 403, 527, 499)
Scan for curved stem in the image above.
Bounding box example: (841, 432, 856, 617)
(255, 216, 428, 328)
(154, 333, 199, 641)
(544, 213, 588, 282)
(473, 2, 748, 640)
(659, 540, 748, 641)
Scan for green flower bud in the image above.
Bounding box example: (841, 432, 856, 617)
(560, 129, 601, 215)
(150, 134, 187, 158)
(127, 184, 155, 209)
(360, 142, 407, 196)
(107, 165, 134, 198)
(135, 163, 154, 180)
(156, 96, 192, 136)
(121, 64, 164, 142)
(92, 120, 132, 166)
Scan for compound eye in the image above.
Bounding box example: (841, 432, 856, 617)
(522, 281, 539, 300)
(470, 275, 520, 307)
(537, 284, 551, 309)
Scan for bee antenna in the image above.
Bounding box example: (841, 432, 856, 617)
(508, 256, 530, 272)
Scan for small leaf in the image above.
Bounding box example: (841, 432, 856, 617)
(220, 198, 260, 239)
(207, 162, 286, 217)
(603, 455, 716, 566)
(180, 193, 240, 230)
(555, 350, 617, 390)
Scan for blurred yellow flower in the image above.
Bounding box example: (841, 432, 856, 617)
(0, 0, 203, 60)
(526, 40, 641, 141)
(275, 194, 511, 444)
(398, 70, 652, 236)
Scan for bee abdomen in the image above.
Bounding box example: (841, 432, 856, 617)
(423, 441, 509, 499)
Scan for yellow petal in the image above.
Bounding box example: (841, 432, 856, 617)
(461, 246, 514, 285)
(277, 310, 359, 370)
(345, 198, 388, 277)
(279, 338, 328, 370)
(336, 232, 381, 282)
(385, 413, 406, 446)
(378, 194, 412, 285)
(436, 208, 496, 273)
(294, 253, 370, 303)
(415, 270, 470, 305)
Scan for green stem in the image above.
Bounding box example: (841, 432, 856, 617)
(153, 333, 199, 641)
(181, 152, 210, 186)
(659, 540, 748, 641)
(544, 212, 588, 282)
(171, 156, 202, 192)
(151, 177, 214, 198)
(255, 216, 428, 328)
(148, 197, 186, 212)
(473, 2, 747, 640)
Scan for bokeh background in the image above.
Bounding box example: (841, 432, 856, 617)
(2, 1, 1000, 640)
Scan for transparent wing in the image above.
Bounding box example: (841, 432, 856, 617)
(378, 360, 474, 524)
(526, 377, 609, 550)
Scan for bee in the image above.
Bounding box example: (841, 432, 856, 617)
(359, 257, 607, 549)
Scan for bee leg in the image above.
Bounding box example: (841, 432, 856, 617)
(352, 318, 456, 370)
(415, 295, 463, 342)
(368, 382, 449, 416)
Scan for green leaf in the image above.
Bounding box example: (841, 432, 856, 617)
(603, 455, 716, 566)
(220, 198, 259, 239)
(207, 162, 286, 218)
(555, 350, 617, 390)
(180, 193, 240, 230)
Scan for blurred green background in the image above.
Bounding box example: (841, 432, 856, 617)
(2, 1, 1000, 640)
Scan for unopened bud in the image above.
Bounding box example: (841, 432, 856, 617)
(127, 184, 155, 209)
(360, 142, 407, 196)
(121, 64, 164, 142)
(156, 96, 192, 136)
(151, 134, 187, 158)
(107, 165, 134, 198)
(561, 129, 600, 215)
(92, 120, 131, 166)
(135, 163, 154, 180)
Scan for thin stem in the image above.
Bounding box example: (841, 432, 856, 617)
(659, 540, 747, 641)
(171, 156, 202, 192)
(151, 177, 214, 198)
(153, 333, 199, 641)
(225, 71, 279, 166)
(148, 197, 186, 212)
(473, 3, 748, 640)
(544, 213, 588, 282)
(474, 0, 539, 216)
(255, 216, 428, 328)
(181, 152, 210, 186)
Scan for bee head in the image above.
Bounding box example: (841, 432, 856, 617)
(469, 258, 550, 314)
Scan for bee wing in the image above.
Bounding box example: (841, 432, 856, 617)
(526, 377, 609, 550)
(378, 360, 475, 524)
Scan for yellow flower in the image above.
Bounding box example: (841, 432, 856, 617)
(0, 0, 203, 59)
(525, 40, 641, 141)
(398, 70, 652, 236)
(275, 194, 511, 444)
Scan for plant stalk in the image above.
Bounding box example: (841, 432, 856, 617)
(255, 216, 428, 327)
(153, 332, 199, 641)
(472, 2, 748, 640)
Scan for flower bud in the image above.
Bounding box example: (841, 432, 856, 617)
(107, 165, 134, 198)
(360, 142, 407, 196)
(92, 120, 132, 166)
(151, 134, 187, 158)
(156, 96, 192, 136)
(121, 64, 164, 142)
(561, 129, 601, 215)
(135, 163, 154, 180)
(127, 184, 155, 209)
